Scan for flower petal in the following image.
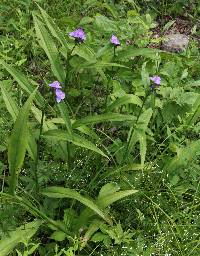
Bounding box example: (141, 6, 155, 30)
(150, 76, 161, 85)
(55, 89, 65, 103)
(49, 81, 62, 89)
(69, 28, 86, 41)
(110, 35, 120, 46)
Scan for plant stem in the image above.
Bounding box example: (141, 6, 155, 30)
(64, 44, 76, 88)
(105, 46, 116, 107)
(63, 44, 76, 169)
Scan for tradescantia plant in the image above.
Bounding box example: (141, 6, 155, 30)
(0, 2, 200, 255)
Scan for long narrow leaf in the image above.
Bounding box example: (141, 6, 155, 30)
(33, 15, 65, 82)
(43, 130, 108, 158)
(8, 89, 37, 194)
(57, 102, 72, 134)
(97, 183, 138, 209)
(1, 84, 37, 160)
(72, 113, 135, 128)
(42, 187, 113, 225)
(38, 5, 68, 58)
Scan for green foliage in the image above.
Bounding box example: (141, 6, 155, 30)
(8, 89, 37, 194)
(0, 1, 200, 255)
(0, 220, 42, 255)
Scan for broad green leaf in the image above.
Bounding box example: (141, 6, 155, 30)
(107, 94, 142, 111)
(0, 60, 43, 106)
(57, 102, 72, 134)
(0, 220, 42, 256)
(43, 130, 108, 158)
(97, 183, 138, 209)
(33, 15, 65, 82)
(72, 113, 135, 128)
(37, 5, 68, 58)
(42, 187, 113, 225)
(98, 183, 119, 199)
(31, 108, 71, 162)
(8, 89, 37, 194)
(50, 231, 66, 241)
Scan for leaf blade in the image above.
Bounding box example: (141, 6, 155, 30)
(43, 130, 108, 158)
(8, 89, 37, 194)
(33, 15, 65, 82)
(42, 187, 112, 225)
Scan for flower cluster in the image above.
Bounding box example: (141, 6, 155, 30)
(49, 81, 65, 103)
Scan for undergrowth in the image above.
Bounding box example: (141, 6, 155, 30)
(0, 0, 200, 255)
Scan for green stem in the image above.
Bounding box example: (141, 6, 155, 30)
(63, 44, 76, 169)
(105, 46, 116, 107)
(8, 173, 18, 195)
(64, 44, 76, 88)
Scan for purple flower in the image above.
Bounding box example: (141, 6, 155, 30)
(69, 28, 86, 42)
(110, 35, 120, 46)
(48, 81, 62, 89)
(55, 89, 65, 103)
(49, 80, 65, 103)
(150, 76, 161, 85)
